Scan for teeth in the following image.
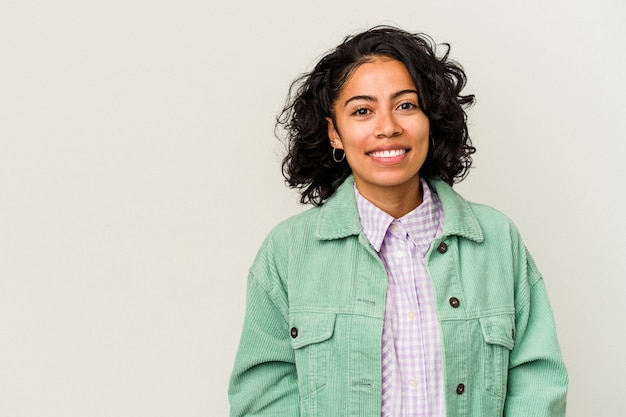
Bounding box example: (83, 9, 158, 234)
(369, 149, 406, 158)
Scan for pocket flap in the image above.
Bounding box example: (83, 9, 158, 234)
(289, 312, 336, 350)
(480, 315, 515, 350)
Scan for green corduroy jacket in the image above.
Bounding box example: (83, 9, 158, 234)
(229, 176, 568, 417)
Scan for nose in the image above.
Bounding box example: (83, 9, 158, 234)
(375, 110, 402, 138)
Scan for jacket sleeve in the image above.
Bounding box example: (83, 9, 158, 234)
(228, 248, 299, 416)
(504, 249, 568, 416)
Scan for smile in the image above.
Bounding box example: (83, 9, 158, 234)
(367, 149, 407, 158)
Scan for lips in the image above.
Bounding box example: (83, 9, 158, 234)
(367, 148, 407, 158)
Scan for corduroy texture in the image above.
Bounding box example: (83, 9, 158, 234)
(228, 176, 568, 417)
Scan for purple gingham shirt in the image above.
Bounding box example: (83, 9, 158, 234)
(355, 178, 446, 417)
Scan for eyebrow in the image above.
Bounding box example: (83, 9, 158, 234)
(343, 89, 419, 107)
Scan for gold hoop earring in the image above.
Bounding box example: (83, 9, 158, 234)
(332, 148, 345, 163)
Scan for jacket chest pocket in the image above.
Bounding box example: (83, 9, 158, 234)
(290, 312, 337, 408)
(480, 315, 515, 400)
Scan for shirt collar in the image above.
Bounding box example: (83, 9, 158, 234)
(355, 177, 441, 252)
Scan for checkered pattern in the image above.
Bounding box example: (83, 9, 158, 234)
(356, 179, 445, 417)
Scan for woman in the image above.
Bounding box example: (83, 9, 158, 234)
(229, 26, 568, 417)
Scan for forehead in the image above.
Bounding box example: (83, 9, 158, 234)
(339, 57, 416, 95)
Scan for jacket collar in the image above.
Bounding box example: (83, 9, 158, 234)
(315, 175, 484, 243)
(427, 179, 484, 243)
(315, 176, 362, 240)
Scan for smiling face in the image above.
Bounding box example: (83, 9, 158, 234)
(327, 57, 430, 206)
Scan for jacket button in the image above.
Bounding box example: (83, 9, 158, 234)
(456, 383, 465, 395)
(290, 327, 298, 338)
(437, 242, 448, 254)
(449, 297, 460, 308)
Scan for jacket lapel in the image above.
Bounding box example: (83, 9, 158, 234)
(314, 176, 362, 240)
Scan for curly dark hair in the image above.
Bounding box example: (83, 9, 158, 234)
(277, 26, 476, 206)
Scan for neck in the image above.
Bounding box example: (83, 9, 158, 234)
(356, 177, 423, 219)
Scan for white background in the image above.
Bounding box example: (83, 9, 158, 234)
(1, 1, 624, 416)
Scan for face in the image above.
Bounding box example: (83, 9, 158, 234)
(327, 57, 430, 201)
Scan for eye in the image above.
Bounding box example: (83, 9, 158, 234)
(397, 102, 417, 110)
(352, 107, 371, 116)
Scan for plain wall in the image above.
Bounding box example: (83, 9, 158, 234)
(1, 1, 624, 416)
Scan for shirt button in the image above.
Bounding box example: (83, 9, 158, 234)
(290, 327, 298, 338)
(449, 297, 460, 308)
(408, 311, 415, 319)
(456, 383, 465, 395)
(409, 379, 418, 387)
(396, 250, 404, 258)
(437, 242, 448, 254)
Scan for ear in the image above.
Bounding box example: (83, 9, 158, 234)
(326, 117, 343, 149)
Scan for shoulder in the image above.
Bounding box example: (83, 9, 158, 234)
(250, 205, 322, 275)
(436, 181, 543, 282)
(467, 201, 519, 235)
(266, 176, 362, 244)
(431, 181, 544, 296)
(265, 205, 322, 244)
(428, 178, 521, 241)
